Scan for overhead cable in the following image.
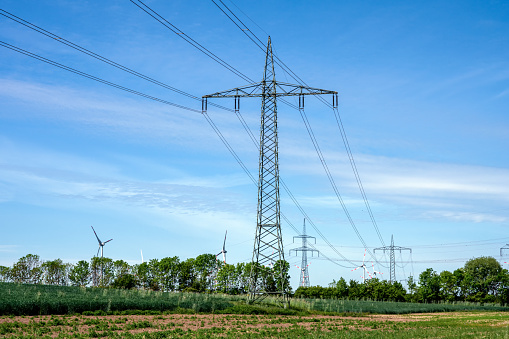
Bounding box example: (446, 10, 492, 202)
(210, 0, 387, 251)
(0, 41, 201, 113)
(127, 0, 357, 268)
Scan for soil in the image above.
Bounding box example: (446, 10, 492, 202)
(0, 312, 503, 337)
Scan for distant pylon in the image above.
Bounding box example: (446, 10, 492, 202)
(374, 235, 411, 283)
(290, 219, 319, 287)
(500, 244, 509, 256)
(203, 37, 337, 304)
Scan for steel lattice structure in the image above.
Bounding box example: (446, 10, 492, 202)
(203, 37, 336, 304)
(374, 235, 411, 283)
(290, 219, 319, 288)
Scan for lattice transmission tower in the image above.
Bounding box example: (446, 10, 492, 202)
(290, 219, 319, 287)
(500, 244, 509, 257)
(374, 234, 411, 283)
(203, 37, 337, 304)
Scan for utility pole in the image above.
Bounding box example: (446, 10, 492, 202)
(203, 37, 337, 304)
(374, 235, 411, 283)
(290, 219, 319, 288)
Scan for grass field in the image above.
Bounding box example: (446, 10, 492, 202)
(1, 311, 509, 338)
(3, 283, 509, 337)
(2, 282, 508, 317)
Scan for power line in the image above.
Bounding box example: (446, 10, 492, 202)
(210, 0, 387, 252)
(0, 9, 235, 114)
(128, 1, 357, 268)
(0, 41, 201, 113)
(4, 37, 352, 272)
(129, 0, 254, 83)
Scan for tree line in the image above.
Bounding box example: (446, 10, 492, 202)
(2, 254, 509, 304)
(294, 256, 509, 304)
(0, 253, 291, 295)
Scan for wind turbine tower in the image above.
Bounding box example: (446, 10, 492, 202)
(290, 219, 319, 287)
(217, 230, 228, 264)
(91, 226, 112, 258)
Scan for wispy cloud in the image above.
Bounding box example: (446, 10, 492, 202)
(422, 210, 508, 223)
(0, 78, 255, 150)
(281, 149, 509, 223)
(0, 245, 18, 253)
(0, 139, 254, 217)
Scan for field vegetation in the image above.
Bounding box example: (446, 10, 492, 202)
(1, 311, 509, 338)
(2, 253, 509, 307)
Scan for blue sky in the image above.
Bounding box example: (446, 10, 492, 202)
(1, 0, 509, 289)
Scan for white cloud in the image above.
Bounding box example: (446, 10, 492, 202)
(422, 210, 508, 224)
(0, 245, 18, 253)
(0, 78, 225, 147)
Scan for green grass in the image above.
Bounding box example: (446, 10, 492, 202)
(2, 311, 509, 338)
(0, 282, 237, 315)
(2, 282, 508, 317)
(291, 297, 509, 314)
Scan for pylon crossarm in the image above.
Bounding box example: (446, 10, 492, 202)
(203, 81, 337, 98)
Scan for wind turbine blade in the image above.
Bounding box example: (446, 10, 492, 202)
(223, 230, 227, 250)
(104, 239, 113, 244)
(96, 246, 101, 257)
(222, 252, 226, 264)
(91, 226, 102, 244)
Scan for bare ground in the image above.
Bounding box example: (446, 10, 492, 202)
(1, 312, 507, 337)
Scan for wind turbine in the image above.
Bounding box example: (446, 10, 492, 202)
(352, 249, 372, 283)
(91, 226, 112, 258)
(371, 262, 383, 278)
(216, 230, 227, 264)
(295, 262, 311, 287)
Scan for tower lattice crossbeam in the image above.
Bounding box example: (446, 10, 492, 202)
(203, 37, 336, 304)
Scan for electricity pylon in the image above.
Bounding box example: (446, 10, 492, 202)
(500, 244, 509, 256)
(290, 219, 319, 287)
(203, 37, 337, 304)
(374, 235, 411, 283)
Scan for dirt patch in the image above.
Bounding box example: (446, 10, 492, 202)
(0, 312, 498, 337)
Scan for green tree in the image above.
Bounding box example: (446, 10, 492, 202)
(0, 266, 11, 282)
(386, 280, 407, 302)
(453, 268, 465, 299)
(133, 262, 152, 289)
(113, 260, 131, 279)
(462, 256, 502, 302)
(112, 273, 137, 289)
(194, 254, 217, 292)
(238, 262, 252, 294)
(417, 268, 440, 303)
(178, 258, 197, 291)
(217, 263, 237, 293)
(439, 270, 458, 302)
(10, 254, 43, 284)
(330, 277, 349, 298)
(273, 260, 292, 294)
(406, 276, 417, 302)
(348, 279, 364, 299)
(42, 259, 70, 286)
(153, 256, 180, 292)
(69, 260, 91, 287)
(235, 262, 248, 294)
(91, 257, 114, 287)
